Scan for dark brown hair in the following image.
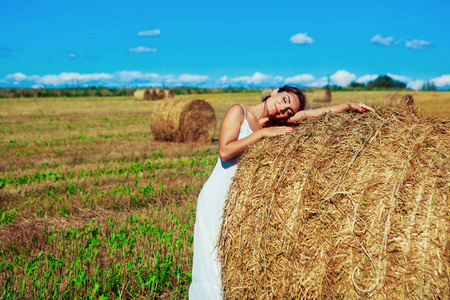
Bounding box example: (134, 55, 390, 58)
(262, 85, 307, 111)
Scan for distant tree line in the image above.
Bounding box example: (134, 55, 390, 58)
(347, 75, 437, 91)
(348, 75, 407, 90)
(0, 87, 135, 98)
(0, 86, 263, 98)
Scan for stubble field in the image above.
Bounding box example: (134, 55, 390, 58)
(0, 90, 449, 299)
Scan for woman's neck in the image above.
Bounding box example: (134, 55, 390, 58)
(247, 102, 269, 129)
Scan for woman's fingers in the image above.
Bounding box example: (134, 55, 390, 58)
(359, 103, 375, 112)
(264, 126, 294, 137)
(349, 102, 375, 112)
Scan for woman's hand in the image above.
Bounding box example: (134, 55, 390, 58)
(257, 126, 294, 139)
(346, 102, 375, 113)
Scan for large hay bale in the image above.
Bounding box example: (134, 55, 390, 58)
(313, 89, 332, 102)
(167, 90, 175, 98)
(150, 98, 216, 144)
(219, 106, 449, 299)
(261, 88, 273, 101)
(133, 89, 152, 101)
(389, 93, 415, 106)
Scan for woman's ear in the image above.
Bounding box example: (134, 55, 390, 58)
(270, 89, 279, 95)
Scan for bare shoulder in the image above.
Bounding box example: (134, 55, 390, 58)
(224, 104, 246, 123)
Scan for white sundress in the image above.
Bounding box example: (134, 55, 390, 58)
(189, 105, 253, 299)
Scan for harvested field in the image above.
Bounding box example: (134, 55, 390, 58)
(0, 91, 448, 299)
(219, 106, 449, 298)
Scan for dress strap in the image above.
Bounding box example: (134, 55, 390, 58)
(239, 104, 247, 120)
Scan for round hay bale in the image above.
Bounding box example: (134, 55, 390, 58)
(219, 106, 449, 299)
(313, 89, 332, 102)
(151, 89, 158, 100)
(150, 98, 216, 144)
(388, 93, 415, 106)
(156, 89, 166, 100)
(261, 88, 273, 101)
(133, 89, 152, 101)
(167, 90, 175, 98)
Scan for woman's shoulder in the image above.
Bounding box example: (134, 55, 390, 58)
(226, 104, 246, 117)
(223, 104, 246, 124)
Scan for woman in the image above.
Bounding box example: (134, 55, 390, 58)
(189, 86, 374, 299)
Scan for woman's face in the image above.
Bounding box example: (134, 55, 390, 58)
(266, 90, 301, 120)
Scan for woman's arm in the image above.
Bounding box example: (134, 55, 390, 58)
(219, 105, 293, 161)
(286, 101, 374, 124)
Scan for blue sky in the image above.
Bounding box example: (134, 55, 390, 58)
(1, 0, 450, 89)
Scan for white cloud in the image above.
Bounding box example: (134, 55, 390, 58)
(223, 72, 283, 86)
(290, 33, 314, 44)
(4, 72, 28, 81)
(38, 72, 114, 86)
(387, 73, 412, 83)
(309, 77, 328, 88)
(330, 70, 356, 87)
(404, 39, 431, 49)
(128, 47, 157, 53)
(407, 79, 426, 90)
(68, 53, 77, 58)
(370, 34, 431, 50)
(356, 74, 378, 83)
(284, 74, 314, 84)
(116, 71, 160, 82)
(431, 74, 450, 87)
(138, 29, 161, 36)
(175, 74, 209, 83)
(2, 70, 449, 90)
(370, 34, 395, 46)
(219, 76, 228, 84)
(0, 71, 211, 88)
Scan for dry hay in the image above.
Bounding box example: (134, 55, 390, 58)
(156, 89, 166, 100)
(167, 90, 175, 98)
(262, 88, 273, 101)
(133, 89, 152, 101)
(388, 93, 415, 106)
(151, 89, 158, 100)
(150, 98, 216, 144)
(219, 106, 449, 299)
(313, 89, 332, 102)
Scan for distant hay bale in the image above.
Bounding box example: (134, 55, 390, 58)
(151, 89, 158, 100)
(219, 106, 449, 299)
(157, 89, 166, 100)
(389, 93, 415, 106)
(150, 98, 216, 144)
(133, 89, 152, 101)
(167, 90, 175, 98)
(313, 89, 332, 102)
(261, 88, 273, 101)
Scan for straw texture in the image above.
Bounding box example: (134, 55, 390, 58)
(219, 106, 449, 299)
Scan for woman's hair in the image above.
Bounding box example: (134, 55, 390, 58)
(262, 85, 307, 111)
